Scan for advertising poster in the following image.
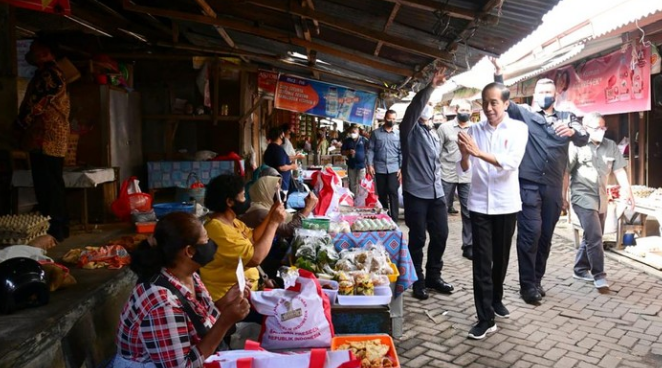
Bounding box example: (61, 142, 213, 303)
(258, 70, 279, 97)
(2, 0, 71, 14)
(531, 43, 651, 116)
(275, 75, 377, 126)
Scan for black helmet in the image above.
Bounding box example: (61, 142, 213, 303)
(0, 257, 50, 314)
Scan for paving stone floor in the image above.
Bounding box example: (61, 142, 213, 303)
(395, 214, 662, 368)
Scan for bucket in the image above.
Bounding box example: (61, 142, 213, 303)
(623, 233, 636, 246)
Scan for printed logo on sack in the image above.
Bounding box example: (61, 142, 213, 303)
(275, 298, 307, 330)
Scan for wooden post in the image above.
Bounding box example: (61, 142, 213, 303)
(212, 59, 219, 126)
(628, 113, 636, 184)
(0, 4, 17, 151)
(638, 111, 646, 185)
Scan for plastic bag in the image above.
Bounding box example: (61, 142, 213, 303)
(250, 269, 335, 350)
(354, 174, 380, 208)
(312, 167, 344, 216)
(72, 245, 131, 269)
(111, 177, 153, 222)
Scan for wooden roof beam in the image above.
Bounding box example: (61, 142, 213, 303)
(246, 0, 454, 64)
(382, 0, 498, 23)
(192, 0, 249, 62)
(296, 0, 319, 78)
(375, 2, 400, 56)
(122, 0, 414, 77)
(445, 0, 502, 53)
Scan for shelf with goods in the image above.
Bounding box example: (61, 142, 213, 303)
(610, 186, 662, 270)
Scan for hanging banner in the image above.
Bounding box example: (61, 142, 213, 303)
(274, 75, 377, 126)
(258, 70, 279, 97)
(1, 0, 71, 15)
(522, 43, 651, 116)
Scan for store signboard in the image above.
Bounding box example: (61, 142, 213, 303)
(2, 0, 71, 15)
(257, 70, 278, 97)
(274, 74, 377, 126)
(518, 43, 651, 116)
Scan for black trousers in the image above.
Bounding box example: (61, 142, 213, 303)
(375, 172, 399, 222)
(471, 212, 517, 322)
(516, 180, 563, 292)
(29, 151, 68, 240)
(403, 192, 448, 287)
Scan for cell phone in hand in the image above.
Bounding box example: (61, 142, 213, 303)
(273, 190, 286, 204)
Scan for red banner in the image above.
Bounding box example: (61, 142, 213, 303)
(258, 70, 278, 97)
(537, 43, 651, 116)
(2, 0, 71, 15)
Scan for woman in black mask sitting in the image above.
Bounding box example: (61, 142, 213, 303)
(114, 212, 250, 368)
(199, 174, 287, 303)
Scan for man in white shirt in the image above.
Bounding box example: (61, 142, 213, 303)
(281, 124, 305, 162)
(458, 82, 529, 340)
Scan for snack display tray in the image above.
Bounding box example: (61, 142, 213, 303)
(337, 284, 392, 306)
(331, 334, 399, 368)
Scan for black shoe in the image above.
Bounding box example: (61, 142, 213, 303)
(425, 278, 454, 294)
(493, 303, 510, 318)
(412, 286, 429, 300)
(462, 247, 473, 260)
(448, 207, 459, 214)
(520, 288, 542, 305)
(468, 320, 497, 340)
(537, 284, 546, 298)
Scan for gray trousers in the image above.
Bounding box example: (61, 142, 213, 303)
(347, 168, 366, 196)
(573, 204, 606, 280)
(442, 180, 472, 249)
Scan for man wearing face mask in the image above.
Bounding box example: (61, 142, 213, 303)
(564, 112, 633, 292)
(367, 110, 402, 222)
(264, 127, 297, 194)
(341, 126, 369, 196)
(437, 100, 474, 260)
(14, 37, 70, 242)
(400, 68, 454, 301)
(490, 57, 589, 305)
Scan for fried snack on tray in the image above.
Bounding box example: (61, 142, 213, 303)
(338, 339, 393, 368)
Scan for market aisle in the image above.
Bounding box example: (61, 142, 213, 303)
(396, 215, 662, 368)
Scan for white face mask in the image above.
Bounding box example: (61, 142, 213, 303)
(589, 129, 605, 143)
(350, 133, 358, 139)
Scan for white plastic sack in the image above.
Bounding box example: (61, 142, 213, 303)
(0, 245, 53, 263)
(250, 270, 333, 350)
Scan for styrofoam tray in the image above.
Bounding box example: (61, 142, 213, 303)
(337, 284, 392, 306)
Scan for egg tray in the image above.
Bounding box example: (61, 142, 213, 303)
(0, 213, 51, 242)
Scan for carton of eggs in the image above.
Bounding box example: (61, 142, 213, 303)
(351, 218, 397, 232)
(0, 213, 50, 244)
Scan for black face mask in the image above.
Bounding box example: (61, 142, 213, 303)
(192, 240, 217, 266)
(384, 120, 394, 128)
(457, 113, 470, 123)
(231, 200, 250, 216)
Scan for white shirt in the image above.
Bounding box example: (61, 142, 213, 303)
(282, 138, 296, 156)
(462, 116, 529, 215)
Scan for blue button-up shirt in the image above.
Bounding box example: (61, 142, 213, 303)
(400, 84, 444, 200)
(367, 126, 401, 174)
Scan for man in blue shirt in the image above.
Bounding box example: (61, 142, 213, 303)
(263, 127, 297, 193)
(491, 57, 588, 305)
(367, 110, 402, 222)
(341, 125, 369, 196)
(400, 69, 453, 300)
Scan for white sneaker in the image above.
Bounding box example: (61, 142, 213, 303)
(573, 271, 593, 282)
(594, 278, 609, 290)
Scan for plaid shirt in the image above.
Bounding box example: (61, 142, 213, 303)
(115, 269, 220, 368)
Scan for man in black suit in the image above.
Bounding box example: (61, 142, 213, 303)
(490, 57, 589, 305)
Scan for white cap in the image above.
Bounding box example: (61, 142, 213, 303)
(420, 105, 434, 121)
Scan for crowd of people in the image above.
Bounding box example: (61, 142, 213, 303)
(102, 61, 637, 365)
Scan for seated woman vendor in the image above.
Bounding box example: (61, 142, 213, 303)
(114, 212, 250, 368)
(200, 174, 287, 302)
(240, 175, 318, 239)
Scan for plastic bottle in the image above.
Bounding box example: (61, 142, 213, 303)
(325, 87, 338, 117)
(338, 89, 356, 121)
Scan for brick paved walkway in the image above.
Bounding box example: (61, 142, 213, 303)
(396, 215, 662, 368)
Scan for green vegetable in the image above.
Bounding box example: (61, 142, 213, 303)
(295, 257, 318, 273)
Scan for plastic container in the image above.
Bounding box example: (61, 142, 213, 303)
(331, 334, 399, 368)
(337, 284, 392, 306)
(302, 217, 331, 231)
(318, 279, 339, 304)
(387, 262, 400, 283)
(135, 221, 156, 234)
(153, 202, 195, 219)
